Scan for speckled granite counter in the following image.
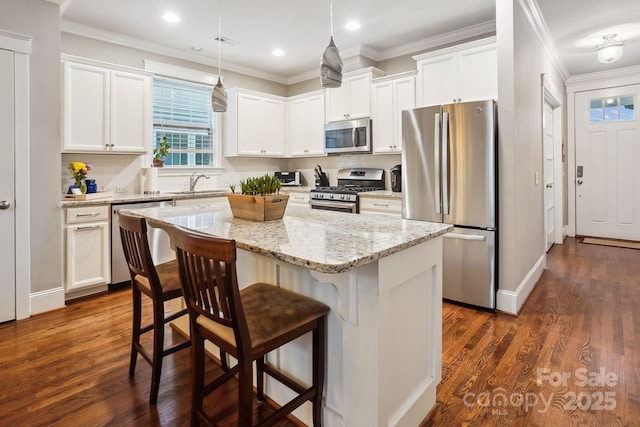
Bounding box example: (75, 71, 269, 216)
(130, 202, 450, 274)
(60, 190, 228, 207)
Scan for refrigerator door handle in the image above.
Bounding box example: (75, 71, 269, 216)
(442, 112, 450, 214)
(443, 233, 487, 242)
(434, 113, 441, 214)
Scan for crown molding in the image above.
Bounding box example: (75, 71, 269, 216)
(566, 64, 640, 92)
(518, 0, 569, 81)
(61, 18, 503, 87)
(60, 20, 290, 85)
(380, 20, 496, 61)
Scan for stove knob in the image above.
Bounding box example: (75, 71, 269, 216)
(330, 194, 334, 199)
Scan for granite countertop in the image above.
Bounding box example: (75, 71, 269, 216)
(130, 203, 451, 274)
(60, 190, 228, 207)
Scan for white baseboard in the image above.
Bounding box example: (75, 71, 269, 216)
(30, 287, 66, 315)
(563, 225, 570, 239)
(496, 254, 546, 315)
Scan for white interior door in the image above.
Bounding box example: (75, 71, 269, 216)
(575, 85, 640, 240)
(0, 48, 16, 323)
(543, 102, 555, 251)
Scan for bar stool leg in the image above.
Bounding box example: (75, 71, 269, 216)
(237, 358, 254, 427)
(256, 355, 265, 402)
(312, 318, 326, 426)
(129, 287, 142, 377)
(149, 299, 165, 405)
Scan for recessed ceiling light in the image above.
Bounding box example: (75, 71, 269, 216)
(162, 13, 181, 23)
(191, 46, 203, 52)
(345, 21, 361, 31)
(272, 49, 285, 57)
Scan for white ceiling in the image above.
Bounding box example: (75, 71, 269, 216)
(536, 0, 640, 76)
(58, 0, 640, 84)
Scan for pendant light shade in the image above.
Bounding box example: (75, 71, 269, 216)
(212, 76, 227, 112)
(320, 1, 342, 88)
(212, 0, 227, 112)
(596, 34, 624, 64)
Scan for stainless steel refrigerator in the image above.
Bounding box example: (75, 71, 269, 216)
(401, 100, 497, 309)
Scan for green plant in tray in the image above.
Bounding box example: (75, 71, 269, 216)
(239, 174, 283, 196)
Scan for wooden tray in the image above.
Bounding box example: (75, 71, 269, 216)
(61, 191, 114, 201)
(227, 194, 289, 221)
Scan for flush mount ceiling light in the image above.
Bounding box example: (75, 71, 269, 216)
(345, 21, 361, 31)
(320, 0, 343, 88)
(161, 13, 181, 23)
(211, 0, 227, 113)
(597, 34, 624, 64)
(272, 49, 285, 57)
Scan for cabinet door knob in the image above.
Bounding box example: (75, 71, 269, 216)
(0, 200, 10, 210)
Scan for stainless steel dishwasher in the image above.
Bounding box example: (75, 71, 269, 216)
(111, 200, 174, 287)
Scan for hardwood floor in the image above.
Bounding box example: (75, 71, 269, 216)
(424, 237, 640, 426)
(0, 237, 638, 426)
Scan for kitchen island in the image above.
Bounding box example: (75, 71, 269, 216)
(131, 202, 452, 427)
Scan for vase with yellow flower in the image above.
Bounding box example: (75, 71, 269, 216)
(68, 161, 92, 194)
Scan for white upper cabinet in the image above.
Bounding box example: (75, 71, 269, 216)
(414, 37, 497, 107)
(325, 67, 385, 122)
(223, 89, 286, 157)
(62, 58, 151, 153)
(372, 72, 416, 154)
(287, 91, 326, 157)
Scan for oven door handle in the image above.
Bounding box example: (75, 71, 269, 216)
(310, 200, 357, 210)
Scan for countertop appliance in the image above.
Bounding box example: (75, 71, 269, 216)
(390, 164, 402, 192)
(324, 118, 372, 154)
(309, 168, 384, 213)
(111, 200, 174, 287)
(275, 171, 302, 186)
(402, 100, 497, 310)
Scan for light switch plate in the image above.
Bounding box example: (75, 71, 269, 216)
(535, 172, 539, 185)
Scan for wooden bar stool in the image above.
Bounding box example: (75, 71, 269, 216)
(171, 226, 330, 427)
(118, 212, 191, 405)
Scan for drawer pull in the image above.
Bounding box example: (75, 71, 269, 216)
(76, 212, 100, 217)
(374, 203, 389, 208)
(75, 225, 101, 231)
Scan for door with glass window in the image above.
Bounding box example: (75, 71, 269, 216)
(575, 85, 640, 240)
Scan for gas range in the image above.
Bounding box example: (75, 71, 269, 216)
(309, 168, 385, 213)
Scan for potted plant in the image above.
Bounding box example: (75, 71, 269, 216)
(153, 136, 171, 167)
(227, 174, 288, 221)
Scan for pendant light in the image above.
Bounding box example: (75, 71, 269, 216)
(320, 0, 343, 88)
(211, 0, 227, 112)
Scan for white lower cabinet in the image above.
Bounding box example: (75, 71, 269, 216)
(359, 196, 402, 216)
(65, 206, 110, 292)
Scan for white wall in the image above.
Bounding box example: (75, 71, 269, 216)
(0, 0, 62, 294)
(495, 0, 565, 311)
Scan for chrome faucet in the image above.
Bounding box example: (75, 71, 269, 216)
(189, 171, 210, 192)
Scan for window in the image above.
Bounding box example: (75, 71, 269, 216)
(153, 77, 217, 166)
(589, 95, 635, 124)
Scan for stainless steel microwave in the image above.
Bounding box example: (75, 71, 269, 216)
(324, 118, 371, 154)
